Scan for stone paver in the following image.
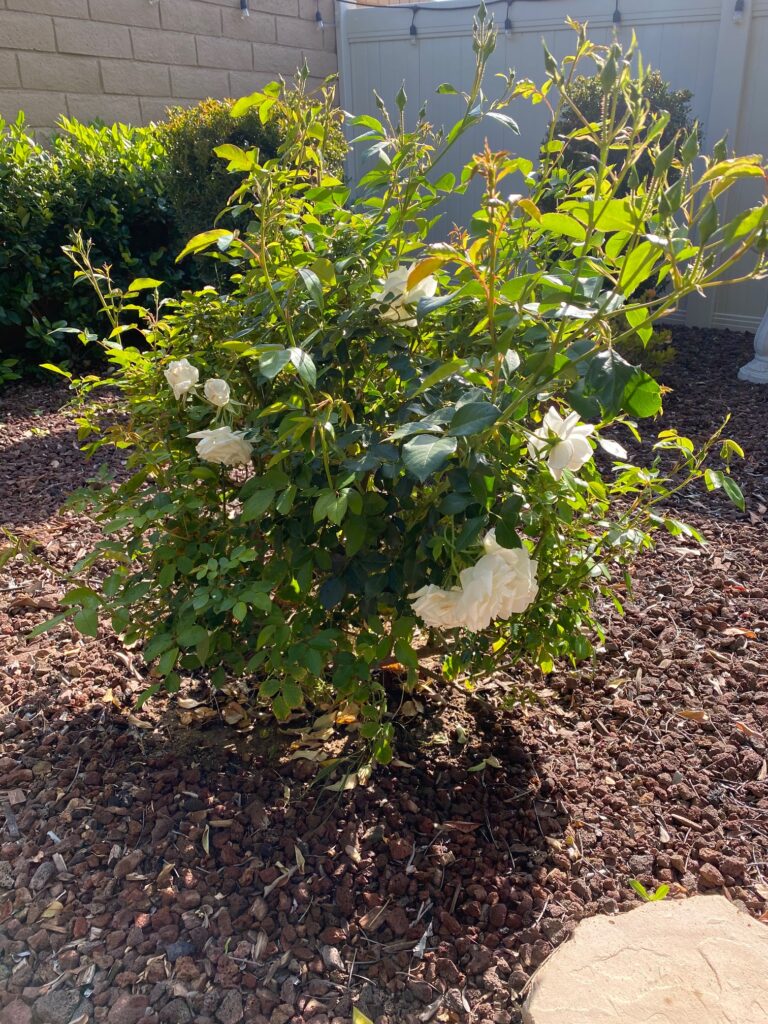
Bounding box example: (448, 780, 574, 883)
(523, 895, 768, 1024)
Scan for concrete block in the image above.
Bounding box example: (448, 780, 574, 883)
(160, 0, 221, 37)
(0, 51, 20, 89)
(227, 69, 278, 98)
(139, 95, 180, 124)
(250, 41, 303, 75)
(88, 0, 160, 29)
(7, 0, 87, 15)
(100, 58, 170, 97)
(54, 16, 132, 58)
(19, 51, 100, 92)
(0, 87, 65, 126)
(170, 64, 229, 99)
(66, 91, 141, 125)
(0, 11, 56, 51)
(130, 27, 197, 65)
(196, 34, 252, 71)
(221, 9, 275, 43)
(275, 14, 325, 51)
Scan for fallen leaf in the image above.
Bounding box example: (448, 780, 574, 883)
(358, 905, 387, 931)
(722, 626, 757, 638)
(678, 709, 709, 722)
(222, 701, 247, 725)
(125, 713, 152, 730)
(201, 825, 210, 855)
(442, 821, 481, 833)
(42, 899, 63, 919)
(734, 720, 762, 739)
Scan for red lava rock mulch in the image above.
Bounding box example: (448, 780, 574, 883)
(1, 327, 767, 1024)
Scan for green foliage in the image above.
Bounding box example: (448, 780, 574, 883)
(159, 97, 282, 244)
(0, 77, 345, 378)
(47, 18, 766, 765)
(617, 325, 676, 373)
(159, 80, 346, 244)
(629, 879, 670, 902)
(549, 69, 696, 190)
(0, 112, 177, 373)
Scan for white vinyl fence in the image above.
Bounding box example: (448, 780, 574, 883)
(337, 0, 768, 332)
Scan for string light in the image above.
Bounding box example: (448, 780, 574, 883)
(316, 0, 325, 31)
(612, 0, 622, 24)
(504, 1, 513, 36)
(409, 5, 418, 44)
(733, 0, 745, 22)
(240, 0, 249, 17)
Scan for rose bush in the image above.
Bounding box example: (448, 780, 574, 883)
(43, 14, 767, 766)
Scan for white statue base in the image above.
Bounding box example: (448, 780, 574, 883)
(739, 307, 768, 383)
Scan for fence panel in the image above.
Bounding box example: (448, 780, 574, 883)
(337, 0, 767, 330)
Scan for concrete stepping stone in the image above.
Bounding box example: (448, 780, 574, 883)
(523, 895, 768, 1024)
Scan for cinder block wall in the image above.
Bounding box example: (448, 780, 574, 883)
(0, 0, 337, 131)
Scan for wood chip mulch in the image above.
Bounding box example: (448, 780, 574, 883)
(1, 327, 766, 1024)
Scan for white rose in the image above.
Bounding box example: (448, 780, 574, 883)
(372, 264, 437, 327)
(408, 584, 465, 630)
(204, 378, 231, 407)
(528, 406, 594, 480)
(164, 358, 199, 400)
(482, 531, 539, 617)
(187, 426, 252, 467)
(409, 532, 538, 633)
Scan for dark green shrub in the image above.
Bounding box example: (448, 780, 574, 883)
(548, 70, 695, 188)
(159, 84, 346, 244)
(0, 113, 178, 371)
(0, 83, 347, 379)
(158, 98, 282, 243)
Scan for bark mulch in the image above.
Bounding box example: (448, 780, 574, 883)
(1, 328, 766, 1024)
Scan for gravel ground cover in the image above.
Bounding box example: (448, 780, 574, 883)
(0, 327, 766, 1024)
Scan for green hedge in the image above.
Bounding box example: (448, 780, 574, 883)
(0, 89, 346, 376)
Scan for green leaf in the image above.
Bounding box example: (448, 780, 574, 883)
(127, 277, 162, 291)
(344, 516, 367, 556)
(410, 358, 465, 398)
(625, 306, 653, 346)
(436, 83, 458, 94)
(259, 348, 291, 379)
(314, 489, 349, 526)
(721, 474, 745, 512)
(402, 435, 457, 482)
(538, 212, 587, 240)
(319, 577, 346, 610)
(176, 229, 235, 262)
(298, 267, 323, 307)
(447, 401, 500, 437)
(622, 370, 662, 418)
(283, 680, 304, 709)
(73, 607, 99, 637)
(289, 347, 317, 387)
(586, 350, 635, 415)
(242, 488, 275, 522)
(213, 143, 253, 171)
(618, 241, 659, 294)
(28, 613, 68, 637)
(233, 601, 248, 622)
(352, 1009, 375, 1024)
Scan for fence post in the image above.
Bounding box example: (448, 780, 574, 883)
(686, 0, 753, 328)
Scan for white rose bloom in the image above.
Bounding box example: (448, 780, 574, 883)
(187, 426, 252, 467)
(528, 406, 594, 480)
(164, 358, 199, 400)
(482, 531, 539, 617)
(372, 264, 438, 327)
(408, 584, 465, 630)
(204, 378, 231, 407)
(409, 531, 538, 633)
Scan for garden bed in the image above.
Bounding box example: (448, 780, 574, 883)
(1, 326, 766, 1024)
